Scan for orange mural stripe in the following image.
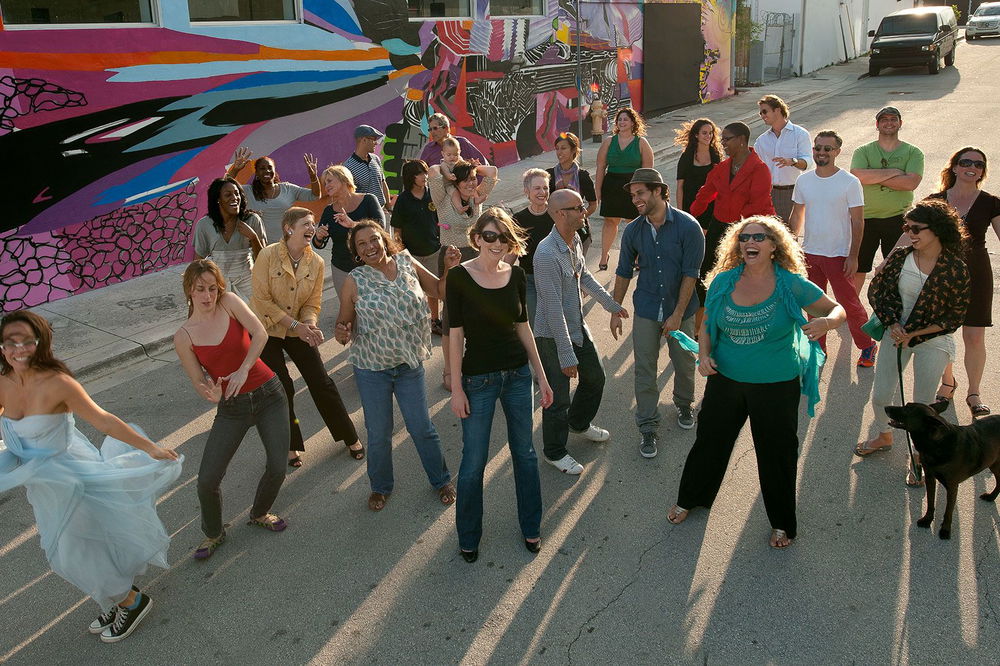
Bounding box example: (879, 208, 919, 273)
(390, 64, 424, 81)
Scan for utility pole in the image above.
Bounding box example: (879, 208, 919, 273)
(576, 0, 584, 143)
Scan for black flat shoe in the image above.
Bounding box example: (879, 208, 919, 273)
(460, 549, 478, 563)
(524, 539, 541, 554)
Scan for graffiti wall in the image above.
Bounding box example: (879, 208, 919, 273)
(0, 0, 731, 311)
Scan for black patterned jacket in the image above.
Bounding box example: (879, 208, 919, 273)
(867, 246, 970, 347)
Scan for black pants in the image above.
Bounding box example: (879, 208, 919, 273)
(697, 217, 729, 305)
(260, 335, 359, 451)
(676, 373, 800, 538)
(857, 214, 904, 273)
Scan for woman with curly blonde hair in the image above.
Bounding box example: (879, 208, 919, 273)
(667, 215, 846, 549)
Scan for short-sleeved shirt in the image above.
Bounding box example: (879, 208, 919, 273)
(445, 264, 528, 376)
(390, 189, 441, 256)
(193, 213, 265, 258)
(850, 141, 924, 219)
(792, 168, 865, 258)
(513, 208, 555, 275)
(711, 272, 824, 383)
(242, 182, 316, 243)
(344, 152, 387, 206)
(314, 194, 385, 273)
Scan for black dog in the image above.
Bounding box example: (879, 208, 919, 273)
(885, 402, 1000, 539)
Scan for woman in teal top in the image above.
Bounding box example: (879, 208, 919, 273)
(667, 216, 846, 549)
(594, 107, 654, 270)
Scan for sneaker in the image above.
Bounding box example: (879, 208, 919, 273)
(677, 407, 695, 430)
(857, 343, 878, 368)
(639, 432, 659, 459)
(193, 531, 226, 560)
(100, 593, 152, 643)
(545, 454, 584, 475)
(573, 424, 610, 442)
(88, 586, 139, 634)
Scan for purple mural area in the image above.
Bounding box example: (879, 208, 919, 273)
(0, 76, 87, 134)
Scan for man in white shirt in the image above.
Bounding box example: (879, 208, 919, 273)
(753, 94, 812, 225)
(790, 129, 877, 368)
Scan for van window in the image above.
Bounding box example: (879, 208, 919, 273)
(878, 14, 938, 35)
(975, 5, 1000, 15)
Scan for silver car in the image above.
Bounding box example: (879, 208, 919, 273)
(967, 2, 1000, 40)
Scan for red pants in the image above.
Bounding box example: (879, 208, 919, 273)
(805, 253, 873, 351)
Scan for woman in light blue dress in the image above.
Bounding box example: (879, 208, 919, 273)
(0, 310, 182, 643)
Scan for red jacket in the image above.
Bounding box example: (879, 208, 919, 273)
(690, 149, 775, 223)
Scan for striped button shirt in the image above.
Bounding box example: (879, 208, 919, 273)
(532, 227, 625, 368)
(344, 152, 387, 205)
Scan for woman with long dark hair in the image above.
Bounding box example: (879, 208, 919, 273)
(0, 311, 181, 642)
(193, 177, 266, 299)
(674, 118, 723, 225)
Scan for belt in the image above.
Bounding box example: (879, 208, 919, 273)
(772, 185, 795, 190)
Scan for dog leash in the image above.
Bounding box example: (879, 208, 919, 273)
(896, 344, 923, 482)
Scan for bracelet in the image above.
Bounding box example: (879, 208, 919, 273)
(289, 319, 299, 330)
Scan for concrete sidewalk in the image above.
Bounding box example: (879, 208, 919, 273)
(30, 57, 869, 383)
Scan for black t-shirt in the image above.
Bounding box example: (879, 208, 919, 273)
(513, 208, 555, 275)
(677, 151, 717, 224)
(390, 189, 441, 256)
(547, 167, 596, 243)
(446, 265, 528, 376)
(314, 194, 385, 272)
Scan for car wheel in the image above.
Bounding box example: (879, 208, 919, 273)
(869, 63, 880, 77)
(929, 53, 940, 74)
(945, 46, 955, 66)
(968, 34, 976, 41)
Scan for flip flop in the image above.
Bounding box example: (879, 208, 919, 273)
(905, 469, 924, 488)
(667, 505, 689, 525)
(247, 514, 288, 532)
(854, 441, 892, 457)
(770, 529, 793, 549)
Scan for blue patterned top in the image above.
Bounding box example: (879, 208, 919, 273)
(349, 251, 432, 371)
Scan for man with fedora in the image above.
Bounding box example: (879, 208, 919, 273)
(345, 124, 392, 212)
(533, 188, 629, 475)
(612, 168, 705, 459)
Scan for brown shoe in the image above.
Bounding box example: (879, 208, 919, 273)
(368, 492, 389, 511)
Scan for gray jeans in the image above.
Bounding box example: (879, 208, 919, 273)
(197, 375, 289, 538)
(633, 315, 697, 433)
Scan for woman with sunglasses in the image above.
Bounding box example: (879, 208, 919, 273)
(447, 208, 553, 563)
(667, 216, 845, 549)
(857, 200, 970, 486)
(547, 132, 597, 256)
(927, 148, 1000, 417)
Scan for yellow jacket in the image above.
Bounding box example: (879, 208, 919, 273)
(251, 241, 325, 338)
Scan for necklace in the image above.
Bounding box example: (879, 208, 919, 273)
(288, 248, 304, 270)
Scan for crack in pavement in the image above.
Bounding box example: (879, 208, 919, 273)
(565, 530, 672, 665)
(975, 525, 1000, 630)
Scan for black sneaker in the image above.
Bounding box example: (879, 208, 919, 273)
(100, 592, 152, 643)
(88, 585, 138, 634)
(639, 432, 659, 458)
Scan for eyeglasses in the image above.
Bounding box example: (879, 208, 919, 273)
(901, 224, 929, 234)
(560, 204, 587, 213)
(479, 230, 511, 244)
(813, 145, 837, 152)
(957, 158, 987, 169)
(428, 125, 446, 131)
(0, 338, 39, 352)
(720, 135, 736, 143)
(758, 109, 769, 116)
(738, 233, 772, 243)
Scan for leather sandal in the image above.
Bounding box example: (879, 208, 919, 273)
(935, 379, 958, 404)
(437, 483, 457, 505)
(368, 492, 389, 511)
(967, 394, 991, 418)
(345, 441, 365, 460)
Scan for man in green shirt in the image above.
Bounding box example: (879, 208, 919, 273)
(849, 106, 924, 293)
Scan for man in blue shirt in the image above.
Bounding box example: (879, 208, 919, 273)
(611, 168, 705, 459)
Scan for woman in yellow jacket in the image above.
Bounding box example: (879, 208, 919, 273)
(251, 207, 364, 468)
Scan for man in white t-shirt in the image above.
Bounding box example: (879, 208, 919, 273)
(790, 129, 877, 367)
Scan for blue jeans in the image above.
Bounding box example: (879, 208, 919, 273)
(456, 363, 542, 551)
(353, 363, 451, 495)
(525, 277, 538, 329)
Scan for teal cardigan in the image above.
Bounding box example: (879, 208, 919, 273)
(705, 265, 827, 416)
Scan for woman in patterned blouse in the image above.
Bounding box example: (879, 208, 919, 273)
(334, 220, 462, 512)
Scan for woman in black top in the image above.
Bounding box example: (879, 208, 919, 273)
(312, 165, 385, 295)
(674, 118, 723, 225)
(447, 208, 553, 563)
(548, 131, 598, 257)
(391, 159, 443, 333)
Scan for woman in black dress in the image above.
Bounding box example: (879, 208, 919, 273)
(930, 147, 1000, 417)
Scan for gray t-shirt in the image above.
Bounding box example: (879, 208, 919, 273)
(193, 213, 266, 257)
(241, 182, 315, 242)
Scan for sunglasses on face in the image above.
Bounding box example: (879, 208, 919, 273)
(479, 230, 511, 244)
(957, 158, 986, 169)
(738, 233, 772, 243)
(901, 224, 929, 234)
(0, 338, 39, 352)
(813, 145, 837, 152)
(560, 204, 587, 213)
(720, 135, 736, 143)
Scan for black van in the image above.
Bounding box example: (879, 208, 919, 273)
(868, 6, 958, 76)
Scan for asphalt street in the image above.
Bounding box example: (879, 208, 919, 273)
(3, 42, 1000, 665)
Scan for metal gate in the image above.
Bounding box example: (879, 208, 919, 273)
(734, 8, 796, 86)
(761, 12, 795, 82)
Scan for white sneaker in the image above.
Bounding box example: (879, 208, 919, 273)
(574, 424, 610, 442)
(546, 454, 584, 475)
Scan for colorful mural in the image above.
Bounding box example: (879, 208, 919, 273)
(0, 0, 730, 312)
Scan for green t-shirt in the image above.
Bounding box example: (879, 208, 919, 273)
(711, 273, 824, 383)
(850, 141, 924, 219)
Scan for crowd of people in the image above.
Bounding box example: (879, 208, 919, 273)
(1, 96, 997, 641)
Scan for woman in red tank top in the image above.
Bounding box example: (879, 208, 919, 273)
(173, 259, 290, 561)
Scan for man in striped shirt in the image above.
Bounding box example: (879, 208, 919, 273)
(533, 189, 629, 475)
(344, 125, 391, 211)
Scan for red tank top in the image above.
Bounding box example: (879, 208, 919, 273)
(190, 318, 273, 395)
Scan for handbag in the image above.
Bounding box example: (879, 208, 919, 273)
(861, 312, 885, 341)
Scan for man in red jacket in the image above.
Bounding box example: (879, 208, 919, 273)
(690, 122, 774, 314)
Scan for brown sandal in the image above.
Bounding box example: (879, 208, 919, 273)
(438, 483, 457, 505)
(368, 492, 389, 511)
(346, 441, 365, 460)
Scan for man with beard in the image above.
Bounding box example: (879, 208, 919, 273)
(790, 130, 876, 367)
(612, 169, 705, 459)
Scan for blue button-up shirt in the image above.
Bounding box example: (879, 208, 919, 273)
(615, 206, 705, 322)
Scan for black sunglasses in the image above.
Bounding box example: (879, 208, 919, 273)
(560, 204, 587, 213)
(738, 232, 772, 243)
(957, 158, 986, 169)
(720, 134, 736, 143)
(813, 145, 837, 152)
(479, 230, 511, 244)
(901, 224, 929, 234)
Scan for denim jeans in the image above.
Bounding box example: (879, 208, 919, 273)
(456, 363, 542, 551)
(197, 375, 289, 538)
(535, 335, 606, 461)
(525, 277, 538, 329)
(353, 363, 451, 495)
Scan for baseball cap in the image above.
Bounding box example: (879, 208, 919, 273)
(354, 125, 385, 140)
(875, 106, 901, 121)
